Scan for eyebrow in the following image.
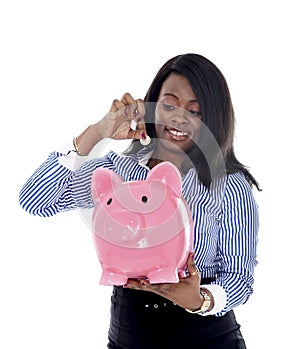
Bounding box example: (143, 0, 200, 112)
(162, 93, 199, 103)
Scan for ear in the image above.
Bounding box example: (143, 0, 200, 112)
(91, 168, 122, 202)
(147, 161, 182, 197)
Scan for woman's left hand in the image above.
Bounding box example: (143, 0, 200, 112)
(124, 252, 205, 311)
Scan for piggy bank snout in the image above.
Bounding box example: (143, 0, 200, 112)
(103, 208, 145, 244)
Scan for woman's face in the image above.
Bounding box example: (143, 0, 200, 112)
(154, 73, 202, 157)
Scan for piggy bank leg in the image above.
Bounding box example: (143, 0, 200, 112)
(99, 269, 128, 286)
(147, 268, 179, 284)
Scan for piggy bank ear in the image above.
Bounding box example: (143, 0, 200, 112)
(91, 168, 122, 202)
(147, 161, 182, 197)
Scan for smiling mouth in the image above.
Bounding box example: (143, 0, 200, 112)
(165, 126, 190, 139)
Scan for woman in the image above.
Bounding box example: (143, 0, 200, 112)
(19, 53, 259, 348)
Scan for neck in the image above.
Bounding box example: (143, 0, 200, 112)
(148, 151, 188, 178)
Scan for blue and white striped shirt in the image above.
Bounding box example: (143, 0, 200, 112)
(19, 145, 259, 316)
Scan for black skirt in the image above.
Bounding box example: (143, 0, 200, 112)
(107, 280, 246, 349)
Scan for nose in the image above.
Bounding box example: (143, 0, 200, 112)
(171, 107, 189, 126)
(102, 209, 145, 245)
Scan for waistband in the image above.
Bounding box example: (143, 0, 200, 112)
(112, 277, 216, 309)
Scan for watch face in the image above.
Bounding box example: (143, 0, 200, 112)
(199, 290, 211, 313)
(185, 289, 211, 314)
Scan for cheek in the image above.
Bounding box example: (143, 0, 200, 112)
(154, 107, 164, 124)
(154, 109, 165, 133)
(192, 120, 202, 139)
(154, 123, 165, 138)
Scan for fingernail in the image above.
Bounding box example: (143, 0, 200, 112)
(141, 132, 146, 140)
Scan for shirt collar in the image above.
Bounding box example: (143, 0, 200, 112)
(136, 141, 156, 166)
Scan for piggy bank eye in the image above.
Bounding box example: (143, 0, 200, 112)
(141, 196, 148, 203)
(106, 198, 112, 205)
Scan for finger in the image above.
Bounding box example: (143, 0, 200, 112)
(125, 278, 151, 290)
(137, 125, 148, 142)
(134, 99, 145, 118)
(110, 99, 125, 112)
(121, 92, 135, 105)
(134, 99, 150, 143)
(127, 127, 147, 141)
(126, 99, 148, 141)
(130, 99, 143, 127)
(186, 252, 199, 276)
(138, 278, 151, 286)
(121, 93, 139, 117)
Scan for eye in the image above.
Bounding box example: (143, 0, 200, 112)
(163, 104, 176, 111)
(106, 198, 112, 205)
(188, 110, 201, 117)
(141, 196, 148, 203)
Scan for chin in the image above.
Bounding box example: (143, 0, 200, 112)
(157, 138, 193, 156)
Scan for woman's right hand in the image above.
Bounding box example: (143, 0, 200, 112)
(94, 93, 147, 141)
(75, 93, 147, 156)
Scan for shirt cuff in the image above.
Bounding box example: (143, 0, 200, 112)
(57, 140, 87, 171)
(200, 284, 227, 316)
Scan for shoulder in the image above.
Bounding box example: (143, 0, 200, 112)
(226, 172, 253, 194)
(223, 172, 258, 209)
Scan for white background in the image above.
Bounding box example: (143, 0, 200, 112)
(1, 0, 299, 348)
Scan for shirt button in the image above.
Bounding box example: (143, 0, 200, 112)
(154, 304, 158, 308)
(145, 304, 149, 308)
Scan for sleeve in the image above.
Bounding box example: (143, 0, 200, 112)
(212, 173, 259, 317)
(18, 149, 114, 217)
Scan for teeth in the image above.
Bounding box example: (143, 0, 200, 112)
(167, 128, 188, 136)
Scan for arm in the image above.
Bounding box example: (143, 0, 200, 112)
(18, 150, 100, 216)
(19, 93, 146, 217)
(211, 172, 259, 316)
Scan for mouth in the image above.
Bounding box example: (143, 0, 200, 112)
(165, 126, 190, 140)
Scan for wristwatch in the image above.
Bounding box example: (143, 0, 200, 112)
(185, 289, 211, 315)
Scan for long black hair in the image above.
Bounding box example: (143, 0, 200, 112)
(125, 53, 260, 190)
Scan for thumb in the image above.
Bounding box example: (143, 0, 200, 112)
(187, 252, 199, 276)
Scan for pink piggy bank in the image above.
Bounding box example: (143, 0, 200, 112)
(91, 161, 194, 286)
